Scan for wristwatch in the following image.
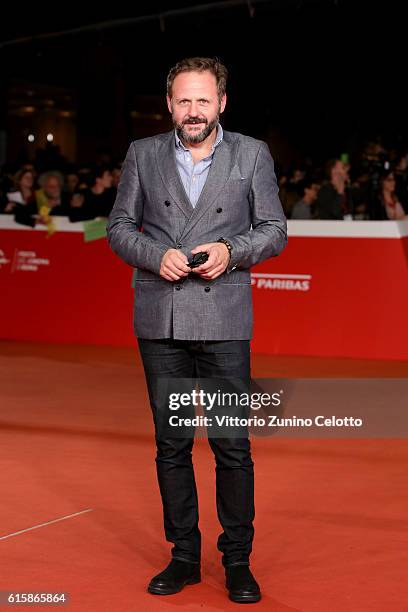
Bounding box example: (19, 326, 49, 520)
(217, 237, 232, 259)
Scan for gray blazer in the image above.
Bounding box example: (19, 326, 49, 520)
(107, 129, 287, 340)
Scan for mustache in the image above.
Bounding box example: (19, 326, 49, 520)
(183, 117, 208, 125)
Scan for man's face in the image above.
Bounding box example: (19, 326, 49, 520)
(305, 183, 319, 202)
(66, 174, 79, 191)
(167, 70, 226, 144)
(43, 177, 61, 199)
(333, 161, 348, 181)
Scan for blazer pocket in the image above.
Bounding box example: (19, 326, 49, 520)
(229, 176, 248, 182)
(134, 268, 164, 282)
(213, 273, 251, 285)
(229, 166, 248, 181)
(216, 280, 251, 285)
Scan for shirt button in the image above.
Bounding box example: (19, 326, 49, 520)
(164, 200, 171, 207)
(204, 287, 211, 293)
(175, 285, 181, 291)
(216, 207, 223, 213)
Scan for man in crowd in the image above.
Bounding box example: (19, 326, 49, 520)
(316, 159, 351, 219)
(69, 165, 115, 221)
(291, 179, 320, 219)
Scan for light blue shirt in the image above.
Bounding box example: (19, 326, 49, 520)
(174, 123, 223, 207)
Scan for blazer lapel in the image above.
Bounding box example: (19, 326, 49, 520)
(180, 134, 237, 239)
(155, 131, 194, 219)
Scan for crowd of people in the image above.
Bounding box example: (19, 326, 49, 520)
(279, 141, 408, 221)
(0, 145, 122, 227)
(1, 138, 408, 226)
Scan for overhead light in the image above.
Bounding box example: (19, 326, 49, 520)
(46, 133, 54, 142)
(27, 134, 35, 143)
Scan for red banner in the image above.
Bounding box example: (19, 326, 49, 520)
(1, 216, 407, 360)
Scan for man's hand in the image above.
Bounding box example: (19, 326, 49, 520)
(160, 248, 191, 281)
(190, 242, 230, 280)
(5, 202, 16, 213)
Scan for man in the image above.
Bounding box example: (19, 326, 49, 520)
(38, 172, 70, 213)
(107, 57, 287, 604)
(291, 178, 320, 219)
(279, 166, 305, 216)
(316, 158, 351, 219)
(85, 165, 115, 217)
(69, 165, 115, 221)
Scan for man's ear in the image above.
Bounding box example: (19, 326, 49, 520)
(166, 95, 172, 114)
(220, 94, 227, 114)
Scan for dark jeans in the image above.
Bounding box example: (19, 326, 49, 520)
(137, 338, 254, 567)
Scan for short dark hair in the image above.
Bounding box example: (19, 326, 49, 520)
(88, 164, 111, 187)
(379, 169, 395, 188)
(296, 178, 318, 197)
(167, 57, 228, 101)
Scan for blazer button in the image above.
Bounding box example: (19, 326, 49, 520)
(164, 200, 171, 207)
(176, 243, 182, 248)
(216, 207, 223, 213)
(175, 285, 181, 290)
(204, 287, 211, 292)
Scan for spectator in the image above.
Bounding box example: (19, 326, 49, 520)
(68, 165, 115, 222)
(37, 172, 71, 215)
(279, 165, 306, 217)
(3, 168, 36, 214)
(369, 171, 407, 220)
(83, 165, 115, 218)
(64, 168, 80, 195)
(316, 159, 351, 219)
(13, 171, 70, 227)
(291, 179, 320, 219)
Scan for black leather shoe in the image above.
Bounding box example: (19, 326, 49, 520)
(148, 559, 201, 595)
(226, 565, 261, 603)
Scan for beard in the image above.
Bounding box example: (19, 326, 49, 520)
(174, 111, 220, 145)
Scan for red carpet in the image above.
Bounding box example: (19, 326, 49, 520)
(1, 341, 407, 611)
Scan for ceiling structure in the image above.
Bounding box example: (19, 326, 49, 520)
(0, 0, 342, 47)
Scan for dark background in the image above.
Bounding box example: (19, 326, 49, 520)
(1, 0, 405, 169)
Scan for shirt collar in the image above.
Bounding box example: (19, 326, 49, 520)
(175, 123, 223, 154)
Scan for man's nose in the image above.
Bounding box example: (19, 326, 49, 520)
(189, 101, 199, 116)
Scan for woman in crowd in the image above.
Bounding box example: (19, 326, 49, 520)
(370, 170, 407, 220)
(3, 168, 36, 213)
